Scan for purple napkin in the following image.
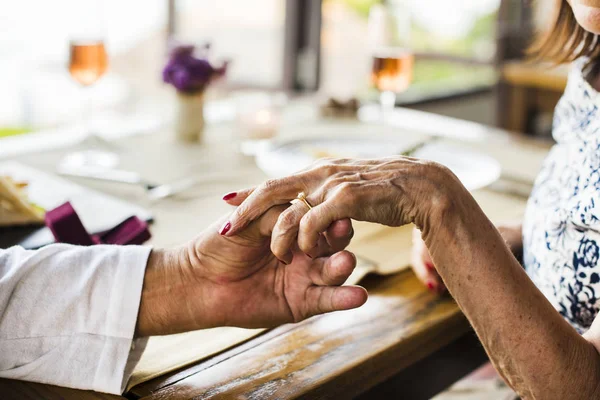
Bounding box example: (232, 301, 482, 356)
(45, 202, 151, 246)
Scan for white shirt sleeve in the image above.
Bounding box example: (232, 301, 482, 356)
(0, 244, 151, 394)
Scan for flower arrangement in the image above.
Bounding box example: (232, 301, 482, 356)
(163, 44, 228, 94)
(163, 44, 228, 142)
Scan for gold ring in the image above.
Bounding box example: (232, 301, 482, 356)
(296, 192, 313, 210)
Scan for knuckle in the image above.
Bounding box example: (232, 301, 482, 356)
(335, 182, 355, 199)
(270, 241, 286, 259)
(300, 213, 315, 232)
(261, 178, 280, 192)
(277, 209, 298, 229)
(319, 163, 337, 176)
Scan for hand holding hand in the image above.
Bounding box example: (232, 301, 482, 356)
(136, 206, 367, 336)
(221, 157, 465, 264)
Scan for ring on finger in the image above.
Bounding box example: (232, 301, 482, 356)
(292, 191, 313, 210)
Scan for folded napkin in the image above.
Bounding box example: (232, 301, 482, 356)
(45, 202, 151, 246)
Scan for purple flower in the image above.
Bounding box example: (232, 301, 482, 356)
(163, 44, 228, 93)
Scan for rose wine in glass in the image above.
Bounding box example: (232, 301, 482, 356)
(368, 4, 412, 121)
(69, 40, 108, 86)
(371, 49, 414, 94)
(61, 1, 120, 171)
(371, 48, 414, 116)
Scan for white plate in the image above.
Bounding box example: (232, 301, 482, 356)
(256, 134, 501, 191)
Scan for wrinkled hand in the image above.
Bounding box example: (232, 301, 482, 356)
(221, 157, 464, 264)
(136, 206, 367, 336)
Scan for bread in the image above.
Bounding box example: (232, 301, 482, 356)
(0, 177, 45, 227)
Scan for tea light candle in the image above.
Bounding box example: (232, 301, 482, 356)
(241, 108, 279, 140)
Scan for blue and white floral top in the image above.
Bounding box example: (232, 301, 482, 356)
(523, 58, 600, 333)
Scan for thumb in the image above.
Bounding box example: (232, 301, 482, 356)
(304, 286, 368, 319)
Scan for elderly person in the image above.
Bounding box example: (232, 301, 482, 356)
(0, 207, 366, 394)
(220, 1, 600, 397)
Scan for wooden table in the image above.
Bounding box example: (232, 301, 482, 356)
(0, 108, 550, 399)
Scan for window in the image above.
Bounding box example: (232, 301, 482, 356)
(320, 0, 501, 101)
(0, 0, 168, 132)
(174, 0, 286, 89)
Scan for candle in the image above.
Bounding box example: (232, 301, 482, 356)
(240, 108, 279, 140)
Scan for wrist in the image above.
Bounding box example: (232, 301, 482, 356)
(417, 163, 473, 238)
(135, 246, 209, 336)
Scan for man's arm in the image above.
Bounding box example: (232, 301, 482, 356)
(425, 188, 600, 399)
(0, 244, 150, 394)
(0, 209, 363, 395)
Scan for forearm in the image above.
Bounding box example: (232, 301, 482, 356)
(424, 192, 600, 399)
(496, 221, 523, 263)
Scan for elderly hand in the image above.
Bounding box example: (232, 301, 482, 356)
(136, 206, 366, 336)
(220, 157, 466, 264)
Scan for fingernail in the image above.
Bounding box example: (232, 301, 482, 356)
(222, 192, 237, 201)
(425, 262, 435, 272)
(219, 221, 231, 236)
(426, 280, 436, 291)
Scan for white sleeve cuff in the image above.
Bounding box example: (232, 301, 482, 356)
(92, 245, 151, 394)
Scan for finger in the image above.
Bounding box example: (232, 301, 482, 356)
(305, 285, 368, 318)
(411, 229, 445, 293)
(225, 176, 308, 236)
(308, 219, 354, 259)
(323, 218, 354, 254)
(297, 197, 350, 254)
(234, 204, 288, 242)
(271, 200, 309, 264)
(309, 251, 357, 286)
(222, 188, 255, 206)
(411, 251, 444, 293)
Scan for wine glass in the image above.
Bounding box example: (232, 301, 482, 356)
(371, 48, 414, 117)
(61, 1, 118, 170)
(368, 4, 413, 121)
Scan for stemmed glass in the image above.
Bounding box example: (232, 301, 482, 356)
(368, 3, 414, 121)
(62, 1, 118, 169)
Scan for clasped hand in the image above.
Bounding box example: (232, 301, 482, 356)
(136, 205, 368, 337)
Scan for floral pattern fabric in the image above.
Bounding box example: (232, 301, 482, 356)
(523, 58, 600, 333)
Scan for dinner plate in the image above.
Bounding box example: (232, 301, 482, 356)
(255, 133, 501, 191)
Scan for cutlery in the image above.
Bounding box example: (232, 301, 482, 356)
(57, 166, 198, 200)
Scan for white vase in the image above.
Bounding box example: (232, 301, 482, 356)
(175, 91, 205, 142)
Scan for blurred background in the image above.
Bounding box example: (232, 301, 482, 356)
(0, 0, 558, 143)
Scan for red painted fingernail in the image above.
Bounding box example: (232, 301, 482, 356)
(425, 262, 435, 272)
(426, 280, 436, 291)
(219, 222, 231, 235)
(222, 192, 237, 201)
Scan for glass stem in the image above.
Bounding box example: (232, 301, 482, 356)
(380, 90, 396, 122)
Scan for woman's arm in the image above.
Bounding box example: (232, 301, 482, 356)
(224, 157, 600, 399)
(426, 183, 600, 399)
(496, 221, 523, 262)
(411, 221, 523, 293)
